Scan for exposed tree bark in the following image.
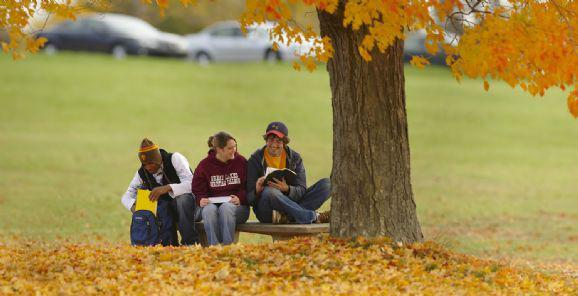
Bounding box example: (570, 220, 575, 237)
(318, 3, 423, 243)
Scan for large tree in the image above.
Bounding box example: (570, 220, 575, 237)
(316, 5, 422, 242)
(2, 0, 577, 243)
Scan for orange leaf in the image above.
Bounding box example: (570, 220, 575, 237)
(358, 46, 372, 61)
(410, 56, 430, 69)
(292, 61, 301, 71)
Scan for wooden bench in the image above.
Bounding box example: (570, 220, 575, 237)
(195, 221, 329, 247)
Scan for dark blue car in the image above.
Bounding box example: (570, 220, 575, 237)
(38, 13, 187, 58)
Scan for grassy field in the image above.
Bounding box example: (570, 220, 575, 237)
(0, 53, 576, 266)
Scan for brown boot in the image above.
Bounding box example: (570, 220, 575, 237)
(272, 210, 289, 224)
(315, 211, 330, 223)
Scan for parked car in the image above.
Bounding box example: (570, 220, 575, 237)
(185, 21, 315, 64)
(37, 13, 188, 58)
(403, 29, 458, 66)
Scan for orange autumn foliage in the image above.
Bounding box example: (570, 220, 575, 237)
(2, 0, 578, 117)
(1, 236, 576, 294)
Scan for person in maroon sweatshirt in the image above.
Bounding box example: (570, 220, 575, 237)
(191, 131, 249, 245)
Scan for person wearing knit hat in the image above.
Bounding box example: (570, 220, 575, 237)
(246, 122, 331, 224)
(138, 138, 162, 167)
(121, 137, 199, 246)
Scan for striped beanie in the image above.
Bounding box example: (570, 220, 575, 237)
(138, 138, 162, 164)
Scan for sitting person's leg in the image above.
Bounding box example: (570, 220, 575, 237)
(255, 190, 275, 223)
(235, 205, 250, 224)
(297, 178, 331, 211)
(159, 196, 178, 246)
(262, 187, 317, 224)
(217, 203, 249, 245)
(201, 203, 221, 246)
(174, 193, 199, 245)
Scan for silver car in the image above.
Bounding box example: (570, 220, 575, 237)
(185, 21, 314, 64)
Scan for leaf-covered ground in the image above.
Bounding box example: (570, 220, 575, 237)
(2, 54, 577, 263)
(1, 236, 575, 295)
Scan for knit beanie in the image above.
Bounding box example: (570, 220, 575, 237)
(138, 138, 162, 164)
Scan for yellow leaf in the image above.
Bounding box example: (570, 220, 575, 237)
(410, 56, 430, 69)
(305, 57, 317, 72)
(215, 267, 229, 280)
(35, 37, 48, 48)
(292, 61, 301, 71)
(358, 46, 372, 61)
(179, 0, 196, 7)
(12, 51, 24, 60)
(567, 93, 578, 118)
(361, 35, 375, 51)
(156, 0, 169, 16)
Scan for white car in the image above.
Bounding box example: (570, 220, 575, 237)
(185, 21, 314, 64)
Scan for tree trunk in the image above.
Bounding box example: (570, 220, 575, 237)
(318, 3, 423, 243)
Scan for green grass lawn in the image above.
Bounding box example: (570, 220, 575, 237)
(0, 53, 576, 265)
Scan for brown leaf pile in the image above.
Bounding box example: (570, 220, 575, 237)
(1, 236, 575, 295)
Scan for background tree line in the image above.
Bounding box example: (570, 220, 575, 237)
(0, 0, 318, 42)
(85, 0, 319, 34)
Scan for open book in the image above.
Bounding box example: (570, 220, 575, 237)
(264, 167, 298, 185)
(135, 189, 157, 216)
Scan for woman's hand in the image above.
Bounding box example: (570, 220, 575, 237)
(199, 198, 210, 207)
(229, 195, 240, 206)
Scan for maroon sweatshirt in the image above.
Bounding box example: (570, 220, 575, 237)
(191, 150, 248, 206)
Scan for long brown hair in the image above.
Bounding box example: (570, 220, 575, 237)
(208, 131, 236, 150)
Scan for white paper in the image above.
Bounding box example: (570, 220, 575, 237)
(265, 167, 279, 178)
(208, 196, 231, 204)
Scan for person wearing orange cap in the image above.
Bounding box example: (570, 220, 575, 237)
(121, 138, 198, 246)
(247, 122, 331, 224)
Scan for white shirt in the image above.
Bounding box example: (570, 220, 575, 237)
(121, 152, 193, 211)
